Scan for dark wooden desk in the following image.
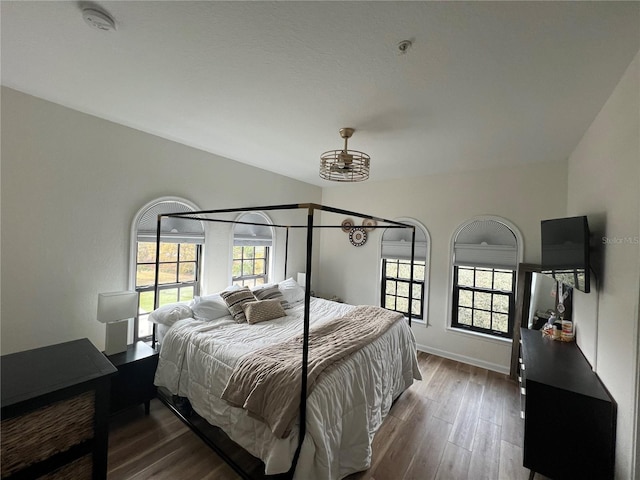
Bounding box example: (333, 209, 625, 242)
(1, 338, 117, 480)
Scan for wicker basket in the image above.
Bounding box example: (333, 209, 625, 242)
(1, 391, 95, 477)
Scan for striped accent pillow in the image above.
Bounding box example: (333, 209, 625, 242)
(220, 287, 257, 323)
(242, 299, 286, 324)
(254, 285, 284, 303)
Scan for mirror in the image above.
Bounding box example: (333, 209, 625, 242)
(526, 273, 562, 329)
(510, 263, 574, 378)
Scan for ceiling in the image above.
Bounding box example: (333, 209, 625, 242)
(2, 1, 639, 186)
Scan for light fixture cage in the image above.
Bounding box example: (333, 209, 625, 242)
(319, 128, 370, 182)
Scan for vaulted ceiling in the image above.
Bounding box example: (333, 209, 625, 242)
(2, 1, 638, 186)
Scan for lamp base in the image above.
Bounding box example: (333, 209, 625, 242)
(104, 321, 128, 356)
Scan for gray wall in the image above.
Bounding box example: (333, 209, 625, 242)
(566, 51, 639, 480)
(0, 87, 321, 354)
(319, 160, 568, 373)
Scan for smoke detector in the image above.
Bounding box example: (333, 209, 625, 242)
(82, 8, 117, 31)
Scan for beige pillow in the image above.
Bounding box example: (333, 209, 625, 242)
(220, 287, 257, 323)
(242, 299, 286, 324)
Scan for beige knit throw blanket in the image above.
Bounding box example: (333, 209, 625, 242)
(221, 305, 403, 438)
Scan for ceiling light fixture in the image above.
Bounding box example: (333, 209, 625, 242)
(319, 128, 370, 182)
(82, 7, 117, 31)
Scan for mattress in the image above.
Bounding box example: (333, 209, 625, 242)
(154, 297, 421, 479)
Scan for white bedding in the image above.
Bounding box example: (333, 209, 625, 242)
(154, 297, 421, 480)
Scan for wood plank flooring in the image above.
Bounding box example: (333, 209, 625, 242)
(107, 351, 550, 480)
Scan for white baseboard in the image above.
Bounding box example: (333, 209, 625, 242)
(416, 343, 510, 375)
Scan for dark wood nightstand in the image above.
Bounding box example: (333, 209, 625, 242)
(105, 341, 159, 415)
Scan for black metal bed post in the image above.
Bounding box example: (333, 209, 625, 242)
(288, 206, 315, 477)
(408, 226, 416, 327)
(284, 227, 290, 279)
(152, 214, 163, 348)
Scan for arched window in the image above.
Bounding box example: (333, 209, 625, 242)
(130, 197, 204, 341)
(231, 212, 274, 288)
(380, 218, 430, 322)
(450, 216, 523, 338)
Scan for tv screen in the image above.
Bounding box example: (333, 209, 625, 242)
(541, 216, 590, 293)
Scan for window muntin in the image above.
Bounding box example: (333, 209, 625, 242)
(452, 266, 515, 338)
(382, 258, 425, 319)
(135, 241, 201, 340)
(232, 245, 269, 288)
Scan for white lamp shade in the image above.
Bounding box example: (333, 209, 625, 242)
(97, 291, 138, 324)
(297, 272, 306, 287)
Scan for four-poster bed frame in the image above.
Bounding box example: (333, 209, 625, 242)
(151, 203, 417, 479)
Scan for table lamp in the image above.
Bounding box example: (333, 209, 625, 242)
(97, 291, 138, 355)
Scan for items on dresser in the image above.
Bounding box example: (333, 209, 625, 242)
(1, 338, 117, 480)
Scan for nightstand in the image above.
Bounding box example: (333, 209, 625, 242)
(105, 342, 159, 415)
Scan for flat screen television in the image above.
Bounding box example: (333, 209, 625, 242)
(541, 215, 591, 293)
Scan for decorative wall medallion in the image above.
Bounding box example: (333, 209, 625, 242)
(362, 218, 377, 232)
(341, 218, 354, 233)
(349, 227, 368, 247)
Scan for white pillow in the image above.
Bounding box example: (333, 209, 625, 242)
(192, 297, 230, 321)
(148, 302, 194, 326)
(278, 277, 305, 309)
(250, 283, 275, 292)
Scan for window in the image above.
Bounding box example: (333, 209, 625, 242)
(450, 217, 522, 338)
(380, 219, 430, 322)
(231, 212, 273, 288)
(130, 198, 204, 341)
(232, 245, 269, 287)
(452, 266, 515, 337)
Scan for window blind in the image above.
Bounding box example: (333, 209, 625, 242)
(137, 201, 205, 244)
(453, 220, 517, 269)
(233, 213, 273, 247)
(381, 226, 427, 260)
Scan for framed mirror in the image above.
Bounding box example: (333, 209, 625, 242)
(510, 263, 574, 378)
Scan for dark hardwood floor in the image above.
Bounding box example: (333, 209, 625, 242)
(107, 352, 550, 480)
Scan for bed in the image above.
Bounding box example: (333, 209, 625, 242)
(149, 204, 422, 479)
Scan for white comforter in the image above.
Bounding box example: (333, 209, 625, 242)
(154, 297, 421, 480)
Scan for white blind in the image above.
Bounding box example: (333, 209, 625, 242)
(234, 213, 273, 247)
(381, 226, 427, 260)
(453, 220, 517, 269)
(137, 201, 205, 244)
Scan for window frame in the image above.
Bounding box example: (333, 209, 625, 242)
(129, 197, 204, 343)
(230, 211, 275, 287)
(451, 265, 516, 338)
(447, 216, 523, 341)
(232, 245, 270, 288)
(378, 217, 430, 326)
(381, 257, 426, 320)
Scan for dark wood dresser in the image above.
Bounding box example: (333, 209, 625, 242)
(519, 328, 616, 479)
(1, 338, 117, 480)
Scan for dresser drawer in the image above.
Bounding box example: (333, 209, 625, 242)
(1, 391, 95, 477)
(38, 454, 93, 480)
